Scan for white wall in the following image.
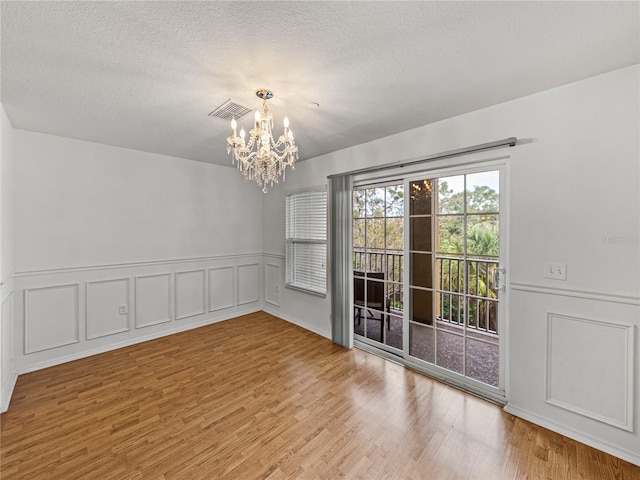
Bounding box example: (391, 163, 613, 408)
(1, 105, 17, 412)
(1, 108, 15, 279)
(13, 131, 263, 270)
(262, 65, 640, 464)
(10, 131, 265, 376)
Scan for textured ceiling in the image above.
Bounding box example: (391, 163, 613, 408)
(1, 1, 639, 166)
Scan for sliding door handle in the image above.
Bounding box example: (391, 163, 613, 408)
(492, 267, 506, 291)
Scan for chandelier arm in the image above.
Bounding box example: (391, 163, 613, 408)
(242, 151, 258, 165)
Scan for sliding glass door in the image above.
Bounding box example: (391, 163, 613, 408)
(353, 164, 506, 398)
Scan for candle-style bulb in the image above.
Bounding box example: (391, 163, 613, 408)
(283, 116, 290, 128)
(254, 111, 261, 122)
(230, 117, 237, 130)
(240, 127, 245, 139)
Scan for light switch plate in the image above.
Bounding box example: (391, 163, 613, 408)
(544, 263, 567, 280)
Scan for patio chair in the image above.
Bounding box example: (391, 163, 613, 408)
(354, 270, 389, 330)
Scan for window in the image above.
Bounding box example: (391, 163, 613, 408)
(286, 189, 327, 295)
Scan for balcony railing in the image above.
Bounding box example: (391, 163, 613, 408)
(437, 256, 499, 334)
(353, 249, 499, 334)
(353, 249, 403, 310)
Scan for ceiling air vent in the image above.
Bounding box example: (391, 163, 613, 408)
(208, 100, 252, 122)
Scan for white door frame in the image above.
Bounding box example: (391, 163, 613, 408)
(352, 153, 510, 404)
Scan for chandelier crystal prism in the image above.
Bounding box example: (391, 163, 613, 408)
(227, 89, 298, 193)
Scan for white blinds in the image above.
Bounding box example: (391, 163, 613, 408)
(285, 190, 327, 295)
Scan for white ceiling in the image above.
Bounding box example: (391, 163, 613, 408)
(1, 1, 639, 167)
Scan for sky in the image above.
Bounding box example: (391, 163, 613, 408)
(440, 170, 500, 195)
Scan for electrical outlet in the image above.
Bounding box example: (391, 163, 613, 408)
(544, 263, 567, 280)
(119, 304, 128, 315)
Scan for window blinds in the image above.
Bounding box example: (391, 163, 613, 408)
(285, 189, 327, 295)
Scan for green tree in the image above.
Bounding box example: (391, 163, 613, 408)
(352, 185, 404, 253)
(437, 181, 499, 257)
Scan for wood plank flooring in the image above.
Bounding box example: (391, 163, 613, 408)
(1, 312, 637, 479)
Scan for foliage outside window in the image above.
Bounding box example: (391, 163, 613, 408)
(353, 185, 404, 310)
(286, 189, 327, 295)
(433, 173, 500, 332)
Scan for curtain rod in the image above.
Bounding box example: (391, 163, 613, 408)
(327, 137, 518, 179)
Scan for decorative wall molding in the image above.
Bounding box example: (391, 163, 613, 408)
(175, 269, 206, 320)
(14, 252, 263, 278)
(208, 266, 235, 312)
(1, 292, 16, 413)
(6, 253, 265, 413)
(510, 282, 640, 305)
(262, 252, 285, 260)
(545, 313, 635, 432)
(135, 273, 172, 328)
(0, 270, 14, 287)
(237, 263, 260, 306)
(15, 253, 261, 363)
(0, 279, 14, 304)
(265, 263, 281, 307)
(1, 293, 14, 331)
(24, 284, 80, 354)
(86, 278, 131, 340)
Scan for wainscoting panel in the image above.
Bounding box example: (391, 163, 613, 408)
(546, 313, 634, 431)
(175, 269, 206, 320)
(135, 273, 172, 328)
(2, 293, 13, 366)
(24, 284, 79, 354)
(1, 291, 16, 412)
(238, 263, 260, 305)
(506, 286, 639, 466)
(86, 278, 130, 339)
(11, 254, 263, 404)
(208, 266, 235, 312)
(265, 263, 281, 307)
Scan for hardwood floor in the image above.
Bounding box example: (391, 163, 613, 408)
(1, 312, 637, 479)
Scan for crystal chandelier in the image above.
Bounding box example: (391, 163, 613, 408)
(227, 89, 298, 193)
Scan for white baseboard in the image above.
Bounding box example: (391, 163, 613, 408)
(17, 306, 261, 376)
(1, 370, 18, 413)
(262, 306, 331, 340)
(504, 403, 640, 467)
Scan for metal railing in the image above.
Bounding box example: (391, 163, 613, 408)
(353, 249, 403, 310)
(353, 250, 499, 334)
(437, 256, 499, 334)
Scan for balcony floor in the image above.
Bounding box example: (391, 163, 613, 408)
(354, 308, 499, 387)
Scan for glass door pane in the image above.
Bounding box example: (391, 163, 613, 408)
(408, 170, 501, 388)
(352, 183, 404, 353)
